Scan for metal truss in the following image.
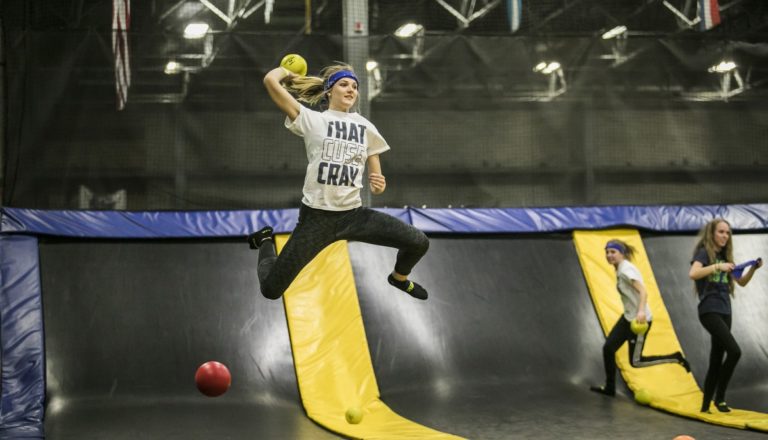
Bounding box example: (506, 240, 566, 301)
(433, 0, 501, 30)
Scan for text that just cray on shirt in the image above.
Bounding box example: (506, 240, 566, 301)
(285, 105, 390, 211)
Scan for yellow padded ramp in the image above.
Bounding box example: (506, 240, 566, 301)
(573, 229, 768, 431)
(276, 236, 464, 440)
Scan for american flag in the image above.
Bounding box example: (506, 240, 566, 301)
(697, 0, 721, 31)
(112, 0, 131, 110)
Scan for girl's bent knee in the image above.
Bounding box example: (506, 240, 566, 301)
(260, 284, 285, 300)
(415, 232, 430, 253)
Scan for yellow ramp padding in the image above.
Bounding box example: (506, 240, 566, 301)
(574, 229, 768, 431)
(276, 236, 464, 440)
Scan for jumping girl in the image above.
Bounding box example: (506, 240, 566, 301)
(248, 61, 429, 301)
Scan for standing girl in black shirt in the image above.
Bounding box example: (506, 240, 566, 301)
(689, 218, 762, 413)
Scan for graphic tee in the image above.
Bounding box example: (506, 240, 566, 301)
(692, 247, 732, 315)
(286, 105, 390, 211)
(616, 259, 653, 322)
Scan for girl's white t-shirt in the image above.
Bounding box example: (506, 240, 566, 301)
(286, 105, 390, 211)
(616, 259, 653, 322)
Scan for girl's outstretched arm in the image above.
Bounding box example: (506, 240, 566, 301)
(263, 67, 301, 121)
(736, 258, 763, 286)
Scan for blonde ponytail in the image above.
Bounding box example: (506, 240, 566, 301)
(283, 63, 355, 107)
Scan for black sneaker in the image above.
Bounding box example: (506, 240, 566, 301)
(248, 226, 273, 249)
(715, 401, 731, 413)
(589, 385, 615, 397)
(387, 274, 428, 300)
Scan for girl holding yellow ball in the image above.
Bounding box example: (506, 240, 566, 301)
(590, 239, 690, 397)
(248, 57, 430, 302)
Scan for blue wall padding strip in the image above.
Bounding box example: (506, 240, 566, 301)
(0, 236, 45, 438)
(409, 204, 768, 233)
(2, 204, 768, 237)
(0, 208, 302, 237)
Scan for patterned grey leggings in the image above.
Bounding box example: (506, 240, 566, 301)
(602, 316, 683, 389)
(257, 204, 429, 300)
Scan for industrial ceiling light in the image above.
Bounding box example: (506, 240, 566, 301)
(534, 62, 561, 75)
(601, 25, 627, 40)
(394, 23, 424, 38)
(708, 60, 736, 73)
(532, 61, 566, 100)
(541, 62, 561, 75)
(366, 60, 383, 99)
(706, 60, 745, 100)
(164, 60, 181, 74)
(183, 22, 210, 39)
(601, 25, 631, 66)
(392, 23, 425, 63)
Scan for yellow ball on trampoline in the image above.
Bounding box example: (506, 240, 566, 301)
(630, 319, 649, 335)
(634, 388, 652, 406)
(280, 53, 308, 76)
(345, 406, 363, 424)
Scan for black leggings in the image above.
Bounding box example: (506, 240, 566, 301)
(602, 316, 682, 389)
(699, 312, 741, 409)
(257, 204, 429, 300)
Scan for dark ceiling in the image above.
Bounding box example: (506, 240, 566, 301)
(5, 0, 768, 107)
(14, 0, 768, 39)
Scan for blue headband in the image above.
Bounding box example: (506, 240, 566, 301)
(325, 70, 358, 91)
(605, 242, 626, 254)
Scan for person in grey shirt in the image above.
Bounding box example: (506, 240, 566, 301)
(591, 239, 690, 397)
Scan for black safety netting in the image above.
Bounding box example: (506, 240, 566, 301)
(3, 0, 768, 210)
